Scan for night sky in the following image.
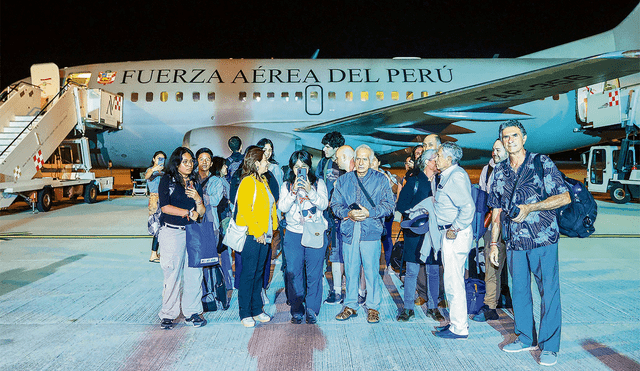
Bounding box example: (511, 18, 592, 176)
(1, 1, 638, 87)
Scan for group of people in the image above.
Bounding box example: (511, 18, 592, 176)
(147, 119, 570, 367)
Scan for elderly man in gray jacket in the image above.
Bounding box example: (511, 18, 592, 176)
(432, 142, 475, 339)
(331, 144, 395, 324)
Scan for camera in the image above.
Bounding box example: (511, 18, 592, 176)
(296, 167, 308, 182)
(507, 205, 520, 219)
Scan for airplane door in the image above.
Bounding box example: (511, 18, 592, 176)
(305, 85, 323, 115)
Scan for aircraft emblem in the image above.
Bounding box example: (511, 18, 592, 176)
(13, 166, 21, 182)
(97, 71, 117, 85)
(608, 91, 619, 107)
(33, 149, 44, 171)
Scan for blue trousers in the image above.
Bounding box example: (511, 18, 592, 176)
(234, 243, 272, 290)
(382, 218, 394, 267)
(343, 223, 382, 311)
(283, 230, 328, 317)
(508, 243, 562, 352)
(237, 236, 269, 319)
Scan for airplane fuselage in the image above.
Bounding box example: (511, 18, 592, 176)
(62, 58, 600, 167)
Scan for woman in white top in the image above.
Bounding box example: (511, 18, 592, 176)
(278, 150, 329, 324)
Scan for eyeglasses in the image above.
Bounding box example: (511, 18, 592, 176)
(302, 206, 317, 217)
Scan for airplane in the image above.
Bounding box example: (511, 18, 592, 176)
(8, 4, 640, 168)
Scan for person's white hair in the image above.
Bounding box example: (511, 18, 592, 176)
(355, 144, 375, 162)
(415, 149, 437, 171)
(440, 142, 463, 165)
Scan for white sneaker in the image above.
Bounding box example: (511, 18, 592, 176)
(241, 317, 255, 328)
(253, 313, 271, 323)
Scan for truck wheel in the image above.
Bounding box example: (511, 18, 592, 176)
(36, 188, 52, 212)
(610, 184, 630, 204)
(84, 182, 98, 204)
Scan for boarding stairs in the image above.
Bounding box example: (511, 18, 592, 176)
(0, 81, 122, 184)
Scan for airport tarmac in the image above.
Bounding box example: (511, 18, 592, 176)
(0, 188, 639, 370)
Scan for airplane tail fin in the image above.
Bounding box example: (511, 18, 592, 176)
(522, 3, 639, 58)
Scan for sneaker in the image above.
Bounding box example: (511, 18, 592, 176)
(472, 306, 499, 322)
(290, 316, 303, 324)
(502, 338, 537, 353)
(434, 328, 468, 339)
(241, 317, 256, 328)
(253, 313, 271, 323)
(160, 318, 173, 330)
(426, 308, 445, 322)
(397, 309, 415, 322)
(539, 351, 558, 366)
(306, 311, 317, 325)
(185, 313, 207, 328)
(324, 291, 343, 305)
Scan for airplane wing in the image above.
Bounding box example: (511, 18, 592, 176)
(296, 50, 640, 142)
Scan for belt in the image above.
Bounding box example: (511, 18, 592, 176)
(163, 223, 186, 230)
(437, 224, 452, 231)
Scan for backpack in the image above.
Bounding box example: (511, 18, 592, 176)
(469, 185, 489, 278)
(202, 264, 229, 312)
(533, 155, 597, 238)
(465, 278, 486, 315)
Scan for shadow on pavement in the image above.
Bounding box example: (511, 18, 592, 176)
(0, 254, 87, 296)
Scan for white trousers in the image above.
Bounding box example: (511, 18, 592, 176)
(158, 226, 203, 320)
(441, 225, 473, 335)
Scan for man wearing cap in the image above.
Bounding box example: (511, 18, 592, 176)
(396, 149, 439, 322)
(432, 142, 475, 339)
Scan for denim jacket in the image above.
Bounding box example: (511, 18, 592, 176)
(331, 169, 395, 244)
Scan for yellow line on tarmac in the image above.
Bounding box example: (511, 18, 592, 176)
(581, 234, 640, 238)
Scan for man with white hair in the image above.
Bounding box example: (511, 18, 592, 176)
(331, 144, 395, 323)
(432, 142, 476, 339)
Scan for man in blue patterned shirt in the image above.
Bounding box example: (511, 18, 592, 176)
(488, 120, 570, 367)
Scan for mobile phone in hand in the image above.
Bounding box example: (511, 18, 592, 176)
(297, 168, 308, 182)
(158, 158, 165, 166)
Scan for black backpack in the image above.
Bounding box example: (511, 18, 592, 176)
(533, 155, 597, 238)
(202, 264, 229, 312)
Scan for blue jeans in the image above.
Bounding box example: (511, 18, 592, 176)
(404, 262, 420, 310)
(508, 243, 562, 352)
(283, 231, 328, 317)
(237, 236, 269, 319)
(343, 223, 382, 311)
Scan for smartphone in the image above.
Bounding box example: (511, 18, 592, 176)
(186, 180, 195, 191)
(348, 203, 361, 210)
(158, 157, 165, 166)
(297, 167, 308, 182)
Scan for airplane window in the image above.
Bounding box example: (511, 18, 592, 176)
(208, 92, 215, 101)
(391, 91, 399, 101)
(346, 92, 353, 101)
(267, 92, 275, 100)
(282, 92, 289, 101)
(553, 95, 560, 101)
(295, 92, 303, 100)
(176, 92, 183, 102)
(421, 91, 429, 98)
(131, 93, 138, 102)
(146, 92, 153, 102)
(328, 92, 336, 100)
(160, 92, 169, 102)
(361, 92, 369, 101)
(254, 92, 261, 101)
(406, 92, 413, 100)
(376, 92, 384, 101)
(239, 92, 247, 102)
(310, 91, 318, 100)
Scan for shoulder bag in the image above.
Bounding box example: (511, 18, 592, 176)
(222, 178, 256, 253)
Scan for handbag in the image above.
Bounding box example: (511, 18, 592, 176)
(222, 180, 256, 253)
(301, 217, 326, 248)
(186, 221, 220, 267)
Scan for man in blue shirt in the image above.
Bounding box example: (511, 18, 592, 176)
(488, 120, 570, 367)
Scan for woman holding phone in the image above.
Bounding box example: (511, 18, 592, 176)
(145, 151, 166, 263)
(235, 147, 278, 328)
(278, 150, 329, 324)
(157, 147, 207, 329)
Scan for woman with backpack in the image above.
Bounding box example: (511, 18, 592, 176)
(278, 150, 329, 324)
(145, 151, 166, 263)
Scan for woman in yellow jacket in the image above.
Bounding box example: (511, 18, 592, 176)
(235, 147, 279, 327)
